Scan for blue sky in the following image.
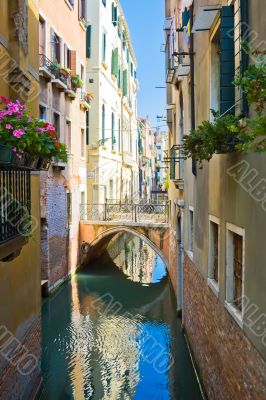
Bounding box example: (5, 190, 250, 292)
(120, 0, 166, 128)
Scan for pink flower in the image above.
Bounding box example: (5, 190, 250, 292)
(28, 118, 34, 123)
(36, 127, 46, 133)
(45, 123, 56, 131)
(13, 129, 25, 138)
(0, 96, 9, 105)
(5, 124, 13, 130)
(12, 147, 17, 153)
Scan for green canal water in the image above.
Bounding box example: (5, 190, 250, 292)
(39, 234, 202, 400)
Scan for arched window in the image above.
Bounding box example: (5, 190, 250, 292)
(102, 104, 105, 143)
(111, 112, 115, 150)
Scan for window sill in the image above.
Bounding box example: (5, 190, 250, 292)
(224, 301, 243, 329)
(64, 0, 74, 10)
(79, 20, 86, 31)
(207, 278, 219, 298)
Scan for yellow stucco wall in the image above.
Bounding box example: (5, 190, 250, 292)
(0, 0, 41, 336)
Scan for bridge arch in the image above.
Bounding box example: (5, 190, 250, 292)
(80, 224, 169, 269)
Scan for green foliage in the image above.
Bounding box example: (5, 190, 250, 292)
(0, 98, 67, 162)
(72, 74, 83, 89)
(183, 44, 266, 164)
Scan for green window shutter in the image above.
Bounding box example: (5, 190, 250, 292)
(86, 25, 92, 58)
(111, 48, 119, 76)
(118, 67, 121, 88)
(123, 70, 128, 96)
(102, 33, 106, 62)
(220, 6, 235, 115)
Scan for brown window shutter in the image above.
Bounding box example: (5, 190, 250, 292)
(70, 50, 76, 75)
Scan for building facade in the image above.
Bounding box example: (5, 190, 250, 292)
(86, 0, 139, 204)
(138, 118, 155, 201)
(0, 1, 42, 398)
(38, 0, 88, 292)
(165, 0, 266, 398)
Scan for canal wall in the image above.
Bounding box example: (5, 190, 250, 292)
(183, 254, 266, 400)
(0, 317, 42, 400)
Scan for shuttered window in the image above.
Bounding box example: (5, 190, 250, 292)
(102, 104, 105, 142)
(123, 70, 128, 97)
(111, 48, 119, 77)
(102, 33, 106, 62)
(69, 50, 76, 74)
(86, 25, 92, 58)
(220, 6, 235, 114)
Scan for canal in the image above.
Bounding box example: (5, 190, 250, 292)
(39, 233, 203, 399)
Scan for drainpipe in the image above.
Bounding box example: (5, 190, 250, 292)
(189, 4, 196, 176)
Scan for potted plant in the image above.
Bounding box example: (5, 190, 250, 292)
(0, 97, 68, 168)
(71, 74, 83, 89)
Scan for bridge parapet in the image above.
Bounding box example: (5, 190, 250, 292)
(80, 202, 170, 224)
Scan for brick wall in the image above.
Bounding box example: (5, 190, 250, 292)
(41, 172, 68, 290)
(183, 254, 266, 400)
(0, 318, 41, 400)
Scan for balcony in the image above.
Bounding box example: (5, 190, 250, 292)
(51, 67, 68, 91)
(79, 91, 91, 110)
(0, 167, 31, 261)
(39, 54, 56, 81)
(165, 145, 185, 189)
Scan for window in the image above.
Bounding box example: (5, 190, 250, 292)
(80, 64, 85, 89)
(81, 128, 85, 157)
(226, 223, 245, 326)
(86, 110, 90, 145)
(112, 3, 118, 26)
(39, 17, 46, 55)
(130, 62, 133, 77)
(102, 32, 106, 62)
(188, 207, 194, 257)
(51, 31, 61, 63)
(123, 70, 128, 97)
(86, 25, 92, 58)
(102, 0, 106, 6)
(210, 26, 220, 120)
(109, 180, 114, 199)
(39, 105, 46, 121)
(53, 112, 60, 139)
(208, 216, 219, 295)
(78, 0, 86, 20)
(66, 120, 71, 153)
(81, 191, 85, 205)
(111, 48, 119, 77)
(102, 104, 105, 143)
(111, 113, 115, 150)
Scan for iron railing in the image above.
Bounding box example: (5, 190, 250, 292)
(0, 167, 31, 243)
(80, 202, 169, 224)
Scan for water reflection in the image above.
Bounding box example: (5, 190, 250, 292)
(107, 233, 167, 285)
(39, 234, 202, 400)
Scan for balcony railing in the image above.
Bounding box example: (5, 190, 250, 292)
(0, 167, 31, 244)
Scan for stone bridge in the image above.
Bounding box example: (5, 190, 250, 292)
(79, 221, 170, 268)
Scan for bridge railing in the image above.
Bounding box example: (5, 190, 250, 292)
(80, 202, 169, 224)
